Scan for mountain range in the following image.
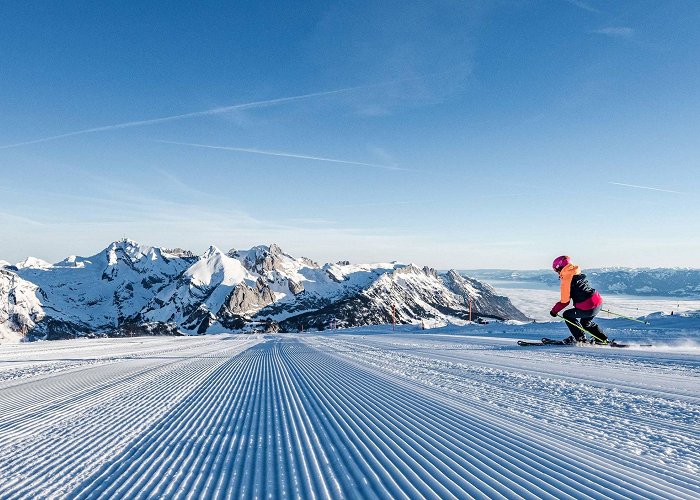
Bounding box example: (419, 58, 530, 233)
(0, 240, 528, 342)
(464, 268, 700, 298)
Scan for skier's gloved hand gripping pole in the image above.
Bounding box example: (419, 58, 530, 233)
(556, 313, 608, 344)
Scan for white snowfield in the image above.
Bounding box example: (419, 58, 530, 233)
(0, 329, 699, 499)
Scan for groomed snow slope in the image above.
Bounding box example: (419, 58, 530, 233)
(0, 329, 698, 499)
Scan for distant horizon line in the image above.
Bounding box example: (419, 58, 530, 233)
(1, 237, 697, 272)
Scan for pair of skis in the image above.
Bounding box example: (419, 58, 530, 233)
(517, 338, 646, 348)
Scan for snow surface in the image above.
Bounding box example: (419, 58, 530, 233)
(1, 324, 698, 499)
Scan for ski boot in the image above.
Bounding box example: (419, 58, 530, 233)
(575, 335, 588, 345)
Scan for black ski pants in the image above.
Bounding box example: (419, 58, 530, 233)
(563, 306, 607, 341)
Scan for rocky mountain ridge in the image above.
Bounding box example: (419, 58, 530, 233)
(1, 240, 528, 342)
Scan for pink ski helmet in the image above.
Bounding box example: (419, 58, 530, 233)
(552, 255, 571, 272)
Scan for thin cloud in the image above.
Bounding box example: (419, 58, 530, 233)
(0, 87, 360, 150)
(0, 74, 442, 150)
(609, 182, 684, 194)
(563, 0, 601, 14)
(281, 218, 336, 227)
(594, 27, 634, 38)
(0, 211, 45, 226)
(333, 200, 423, 209)
(156, 140, 410, 172)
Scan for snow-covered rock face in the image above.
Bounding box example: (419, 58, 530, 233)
(12, 239, 196, 340)
(0, 269, 45, 343)
(221, 279, 276, 316)
(141, 246, 258, 333)
(0, 240, 528, 341)
(441, 271, 529, 322)
(278, 265, 529, 332)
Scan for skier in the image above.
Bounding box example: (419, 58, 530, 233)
(550, 255, 608, 344)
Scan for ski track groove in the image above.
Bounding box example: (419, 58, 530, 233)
(334, 339, 700, 439)
(2, 360, 200, 496)
(288, 342, 602, 500)
(0, 337, 243, 438)
(0, 337, 220, 386)
(286, 345, 497, 499)
(0, 336, 261, 499)
(337, 337, 700, 403)
(307, 335, 700, 498)
(1, 334, 698, 499)
(93, 350, 261, 499)
(313, 336, 700, 464)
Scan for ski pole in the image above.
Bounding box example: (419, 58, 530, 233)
(556, 314, 607, 344)
(601, 309, 649, 325)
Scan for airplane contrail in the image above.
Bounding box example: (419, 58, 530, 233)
(609, 182, 684, 194)
(563, 0, 601, 13)
(156, 140, 408, 172)
(0, 82, 394, 150)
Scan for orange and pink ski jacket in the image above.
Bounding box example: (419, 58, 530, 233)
(551, 263, 603, 315)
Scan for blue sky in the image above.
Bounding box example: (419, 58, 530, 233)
(1, 0, 699, 269)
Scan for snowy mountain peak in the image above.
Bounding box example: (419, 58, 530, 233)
(236, 243, 297, 276)
(98, 240, 182, 279)
(163, 247, 195, 258)
(393, 263, 422, 275)
(55, 255, 90, 268)
(186, 246, 250, 288)
(269, 243, 283, 256)
(204, 245, 223, 257)
(244, 243, 283, 256)
(106, 239, 156, 262)
(15, 257, 53, 270)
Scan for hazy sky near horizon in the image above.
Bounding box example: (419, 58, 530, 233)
(1, 1, 699, 269)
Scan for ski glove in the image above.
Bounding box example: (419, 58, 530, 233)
(549, 310, 558, 317)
